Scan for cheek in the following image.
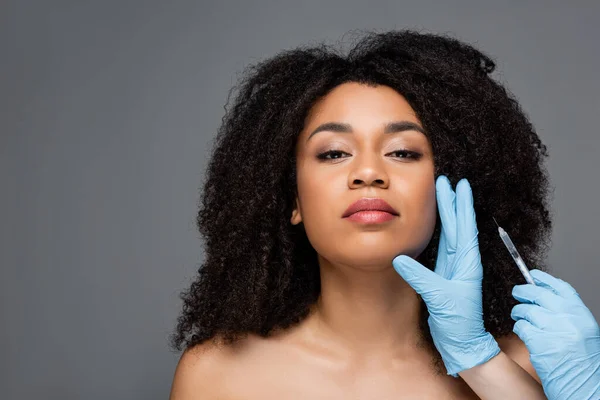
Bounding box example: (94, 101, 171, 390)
(405, 178, 437, 254)
(417, 178, 437, 224)
(401, 173, 437, 257)
(421, 183, 438, 237)
(297, 169, 340, 225)
(295, 167, 347, 254)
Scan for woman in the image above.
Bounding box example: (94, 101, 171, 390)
(168, 30, 559, 399)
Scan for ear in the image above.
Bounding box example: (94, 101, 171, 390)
(290, 196, 302, 225)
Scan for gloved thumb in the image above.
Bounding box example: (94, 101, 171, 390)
(393, 255, 446, 300)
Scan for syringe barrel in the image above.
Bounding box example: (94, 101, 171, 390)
(498, 227, 536, 286)
(499, 231, 523, 260)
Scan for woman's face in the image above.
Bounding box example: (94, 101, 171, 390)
(291, 82, 437, 269)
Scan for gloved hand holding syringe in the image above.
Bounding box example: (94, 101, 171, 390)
(493, 218, 600, 399)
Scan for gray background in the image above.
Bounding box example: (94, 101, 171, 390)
(2, 1, 598, 399)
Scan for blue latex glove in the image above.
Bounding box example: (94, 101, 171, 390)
(392, 176, 500, 377)
(512, 269, 600, 399)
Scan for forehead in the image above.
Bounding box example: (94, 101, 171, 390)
(304, 82, 420, 126)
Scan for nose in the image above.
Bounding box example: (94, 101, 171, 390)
(347, 156, 389, 189)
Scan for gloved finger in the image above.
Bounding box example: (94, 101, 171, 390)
(513, 318, 544, 346)
(448, 235, 482, 284)
(511, 303, 557, 331)
(435, 229, 451, 279)
(451, 179, 483, 282)
(393, 254, 446, 305)
(435, 175, 457, 255)
(433, 176, 457, 280)
(529, 269, 579, 299)
(512, 284, 564, 312)
(456, 179, 478, 246)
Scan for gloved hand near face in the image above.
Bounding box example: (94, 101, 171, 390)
(392, 175, 500, 377)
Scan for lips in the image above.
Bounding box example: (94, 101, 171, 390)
(342, 198, 399, 218)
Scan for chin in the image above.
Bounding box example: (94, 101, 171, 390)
(336, 252, 406, 269)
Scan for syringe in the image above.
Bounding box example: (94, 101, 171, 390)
(493, 218, 536, 286)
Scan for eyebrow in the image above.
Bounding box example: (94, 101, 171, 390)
(306, 121, 426, 142)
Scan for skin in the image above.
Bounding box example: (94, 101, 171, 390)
(169, 82, 542, 399)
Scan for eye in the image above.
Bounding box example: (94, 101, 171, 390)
(316, 150, 349, 160)
(316, 149, 423, 161)
(386, 150, 423, 160)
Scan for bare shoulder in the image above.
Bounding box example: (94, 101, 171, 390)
(497, 332, 541, 384)
(169, 338, 232, 400)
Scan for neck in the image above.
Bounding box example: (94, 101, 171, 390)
(303, 254, 426, 362)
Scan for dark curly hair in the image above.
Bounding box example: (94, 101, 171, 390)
(169, 29, 553, 370)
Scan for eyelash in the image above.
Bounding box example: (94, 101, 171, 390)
(316, 149, 423, 161)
